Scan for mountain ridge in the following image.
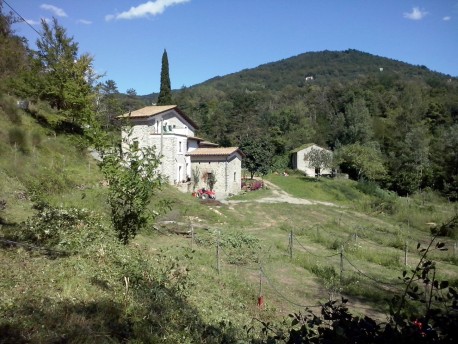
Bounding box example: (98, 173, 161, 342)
(140, 49, 455, 98)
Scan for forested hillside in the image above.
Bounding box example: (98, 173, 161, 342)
(162, 50, 458, 199)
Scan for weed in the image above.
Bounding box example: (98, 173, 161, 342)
(8, 127, 28, 153)
(30, 130, 42, 148)
(0, 94, 21, 124)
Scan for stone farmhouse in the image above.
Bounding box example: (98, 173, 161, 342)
(291, 143, 332, 177)
(118, 105, 244, 197)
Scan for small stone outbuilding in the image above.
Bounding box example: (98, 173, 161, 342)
(186, 147, 245, 197)
(291, 143, 332, 177)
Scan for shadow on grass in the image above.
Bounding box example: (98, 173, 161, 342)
(298, 175, 322, 183)
(0, 263, 242, 343)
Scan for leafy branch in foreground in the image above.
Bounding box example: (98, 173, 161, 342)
(89, 125, 170, 244)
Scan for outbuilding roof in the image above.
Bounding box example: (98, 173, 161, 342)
(186, 147, 245, 157)
(291, 143, 329, 153)
(117, 105, 199, 129)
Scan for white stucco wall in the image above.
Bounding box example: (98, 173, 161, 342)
(121, 109, 196, 184)
(293, 144, 332, 177)
(153, 110, 196, 137)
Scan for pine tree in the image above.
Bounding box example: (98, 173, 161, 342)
(157, 49, 172, 105)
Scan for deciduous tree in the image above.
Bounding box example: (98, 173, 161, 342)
(0, 4, 29, 92)
(96, 79, 121, 129)
(90, 125, 169, 245)
(304, 147, 333, 177)
(241, 136, 274, 179)
(335, 142, 386, 181)
(34, 17, 95, 124)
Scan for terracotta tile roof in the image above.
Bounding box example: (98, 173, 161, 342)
(117, 105, 199, 129)
(187, 136, 205, 141)
(186, 147, 245, 157)
(291, 143, 330, 153)
(118, 105, 176, 118)
(199, 140, 219, 147)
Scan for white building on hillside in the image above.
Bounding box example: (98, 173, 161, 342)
(291, 143, 333, 177)
(118, 105, 243, 197)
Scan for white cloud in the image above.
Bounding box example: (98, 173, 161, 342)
(105, 0, 190, 21)
(25, 19, 41, 25)
(403, 7, 428, 20)
(443, 16, 451, 21)
(77, 19, 92, 25)
(40, 4, 68, 17)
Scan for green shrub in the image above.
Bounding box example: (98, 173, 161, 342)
(31, 130, 42, 148)
(195, 229, 260, 265)
(431, 214, 458, 239)
(311, 264, 337, 280)
(0, 95, 21, 124)
(13, 204, 106, 251)
(357, 180, 398, 214)
(8, 127, 29, 153)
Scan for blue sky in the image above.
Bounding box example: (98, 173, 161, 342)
(9, 0, 458, 95)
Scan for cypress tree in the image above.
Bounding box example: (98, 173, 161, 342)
(157, 49, 172, 105)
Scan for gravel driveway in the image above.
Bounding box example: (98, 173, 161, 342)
(224, 180, 336, 206)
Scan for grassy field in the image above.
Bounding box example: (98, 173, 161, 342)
(1, 102, 457, 342)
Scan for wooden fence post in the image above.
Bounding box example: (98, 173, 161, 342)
(258, 267, 264, 309)
(404, 240, 408, 266)
(289, 229, 293, 260)
(340, 245, 344, 284)
(190, 223, 194, 249)
(216, 237, 220, 274)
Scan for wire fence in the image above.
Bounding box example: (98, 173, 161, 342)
(3, 218, 453, 313)
(293, 235, 340, 258)
(186, 222, 458, 312)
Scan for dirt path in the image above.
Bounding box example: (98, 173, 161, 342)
(224, 179, 337, 206)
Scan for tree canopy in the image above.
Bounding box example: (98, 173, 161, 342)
(33, 18, 96, 124)
(241, 136, 274, 179)
(304, 147, 333, 177)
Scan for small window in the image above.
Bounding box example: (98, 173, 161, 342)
(179, 141, 182, 153)
(234, 172, 236, 182)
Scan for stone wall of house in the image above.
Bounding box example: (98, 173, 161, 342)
(190, 153, 242, 198)
(149, 135, 190, 184)
(121, 109, 242, 196)
(225, 154, 242, 196)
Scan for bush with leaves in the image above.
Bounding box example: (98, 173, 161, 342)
(431, 214, 458, 239)
(0, 94, 21, 124)
(6, 202, 105, 252)
(95, 127, 170, 245)
(196, 229, 260, 265)
(8, 127, 28, 153)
